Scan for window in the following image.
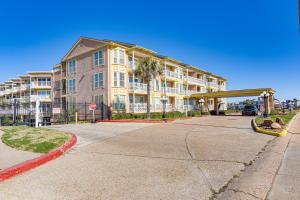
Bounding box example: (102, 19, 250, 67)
(37, 90, 51, 96)
(68, 60, 76, 74)
(113, 49, 118, 64)
(93, 95, 103, 110)
(113, 95, 126, 110)
(54, 81, 60, 91)
(119, 50, 125, 65)
(94, 73, 103, 88)
(113, 95, 118, 110)
(114, 72, 118, 87)
(119, 72, 125, 87)
(119, 95, 126, 110)
(155, 79, 160, 91)
(69, 79, 76, 93)
(94, 50, 104, 66)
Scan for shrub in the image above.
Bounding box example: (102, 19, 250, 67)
(111, 111, 187, 120)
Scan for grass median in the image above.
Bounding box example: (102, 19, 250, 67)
(255, 110, 299, 126)
(1, 126, 70, 153)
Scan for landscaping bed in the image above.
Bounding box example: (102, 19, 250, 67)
(111, 111, 202, 120)
(253, 110, 299, 136)
(1, 126, 71, 153)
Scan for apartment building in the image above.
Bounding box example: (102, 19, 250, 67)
(0, 72, 53, 124)
(53, 37, 227, 119)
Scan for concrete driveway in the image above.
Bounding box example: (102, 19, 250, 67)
(0, 116, 274, 200)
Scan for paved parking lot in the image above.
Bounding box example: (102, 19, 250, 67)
(0, 116, 274, 200)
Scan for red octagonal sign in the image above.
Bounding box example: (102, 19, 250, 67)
(89, 103, 97, 111)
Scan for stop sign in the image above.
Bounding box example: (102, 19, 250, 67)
(89, 103, 97, 111)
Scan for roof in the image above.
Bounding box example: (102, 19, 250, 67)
(63, 36, 226, 80)
(191, 88, 276, 98)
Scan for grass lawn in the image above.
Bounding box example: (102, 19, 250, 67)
(255, 110, 299, 126)
(1, 126, 70, 153)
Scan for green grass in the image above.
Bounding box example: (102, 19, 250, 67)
(1, 126, 70, 153)
(255, 110, 299, 126)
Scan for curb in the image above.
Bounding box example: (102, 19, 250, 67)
(97, 119, 174, 123)
(96, 117, 193, 124)
(0, 133, 77, 182)
(251, 119, 287, 137)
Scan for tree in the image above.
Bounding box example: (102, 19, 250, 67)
(135, 57, 163, 119)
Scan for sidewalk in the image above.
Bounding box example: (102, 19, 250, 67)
(267, 112, 300, 200)
(0, 131, 41, 170)
(217, 112, 300, 200)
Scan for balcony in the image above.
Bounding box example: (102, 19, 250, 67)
(163, 70, 180, 79)
(20, 85, 30, 91)
(30, 95, 51, 102)
(218, 85, 226, 91)
(161, 87, 177, 95)
(128, 83, 148, 93)
(128, 61, 137, 70)
(186, 76, 206, 85)
(31, 82, 51, 89)
(206, 82, 218, 88)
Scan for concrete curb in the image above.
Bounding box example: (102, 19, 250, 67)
(251, 112, 300, 137)
(96, 118, 193, 123)
(0, 133, 77, 182)
(251, 119, 287, 137)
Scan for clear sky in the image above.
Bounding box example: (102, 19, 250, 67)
(0, 0, 299, 101)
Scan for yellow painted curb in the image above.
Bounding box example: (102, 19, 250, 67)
(251, 119, 287, 137)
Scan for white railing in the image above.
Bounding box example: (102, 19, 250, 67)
(161, 87, 177, 95)
(128, 83, 148, 93)
(219, 85, 226, 91)
(31, 82, 51, 88)
(30, 95, 51, 102)
(128, 61, 137, 70)
(129, 103, 154, 113)
(206, 82, 218, 88)
(20, 85, 29, 91)
(186, 76, 206, 85)
(163, 70, 179, 79)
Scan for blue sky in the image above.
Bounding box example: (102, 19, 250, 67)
(0, 0, 299, 101)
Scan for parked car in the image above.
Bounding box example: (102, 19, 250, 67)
(242, 105, 258, 116)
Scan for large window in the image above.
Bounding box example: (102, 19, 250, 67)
(68, 60, 76, 74)
(94, 73, 103, 88)
(119, 72, 125, 87)
(37, 78, 51, 86)
(94, 50, 104, 66)
(113, 95, 126, 110)
(93, 95, 103, 110)
(113, 49, 118, 64)
(119, 50, 125, 65)
(69, 79, 76, 93)
(114, 72, 118, 87)
(113, 49, 125, 65)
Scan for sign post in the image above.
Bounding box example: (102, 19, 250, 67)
(89, 103, 97, 123)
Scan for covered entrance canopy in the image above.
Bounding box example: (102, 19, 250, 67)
(191, 88, 276, 114)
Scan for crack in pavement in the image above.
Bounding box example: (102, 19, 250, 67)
(229, 189, 262, 200)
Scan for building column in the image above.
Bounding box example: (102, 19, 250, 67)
(204, 97, 208, 113)
(269, 94, 274, 111)
(265, 96, 271, 114)
(214, 97, 219, 115)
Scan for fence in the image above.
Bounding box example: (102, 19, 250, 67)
(0, 99, 110, 126)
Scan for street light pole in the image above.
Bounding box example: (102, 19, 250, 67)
(260, 91, 270, 118)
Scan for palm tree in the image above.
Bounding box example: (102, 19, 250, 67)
(135, 57, 163, 119)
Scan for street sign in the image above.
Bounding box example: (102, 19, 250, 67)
(89, 103, 97, 123)
(89, 103, 97, 111)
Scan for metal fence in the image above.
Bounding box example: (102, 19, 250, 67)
(0, 100, 110, 126)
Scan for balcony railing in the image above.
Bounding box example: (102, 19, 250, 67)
(163, 70, 180, 79)
(128, 83, 148, 93)
(206, 82, 218, 88)
(31, 82, 51, 88)
(161, 87, 177, 95)
(185, 76, 206, 85)
(128, 61, 137, 70)
(218, 85, 226, 91)
(30, 95, 51, 102)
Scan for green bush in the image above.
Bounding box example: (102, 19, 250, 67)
(1, 116, 13, 126)
(112, 111, 187, 120)
(187, 111, 201, 117)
